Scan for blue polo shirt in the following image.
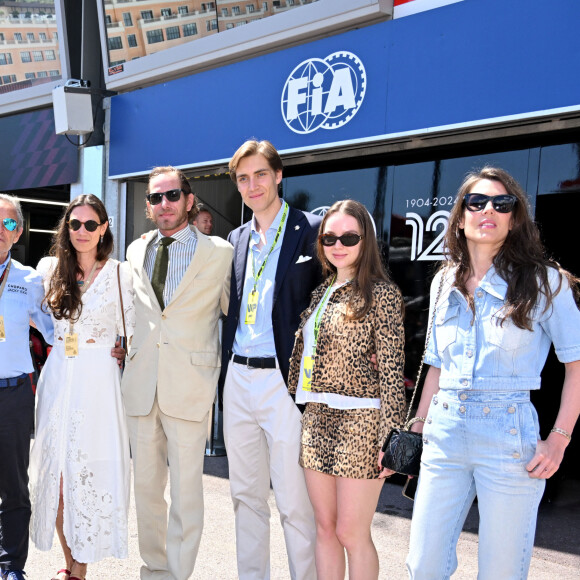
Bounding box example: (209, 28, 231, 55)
(0, 254, 53, 378)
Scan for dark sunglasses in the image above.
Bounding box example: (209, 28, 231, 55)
(2, 218, 18, 232)
(68, 219, 103, 232)
(463, 193, 517, 214)
(319, 233, 363, 247)
(146, 188, 184, 205)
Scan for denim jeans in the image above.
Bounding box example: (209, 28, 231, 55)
(406, 390, 545, 580)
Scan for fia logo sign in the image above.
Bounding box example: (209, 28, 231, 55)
(405, 211, 449, 261)
(281, 52, 366, 134)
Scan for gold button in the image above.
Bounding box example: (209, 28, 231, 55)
(460, 394, 467, 401)
(459, 406, 466, 414)
(483, 407, 490, 414)
(466, 350, 473, 357)
(157, 342, 160, 348)
(512, 452, 520, 459)
(508, 407, 516, 414)
(510, 429, 517, 435)
(427, 417, 432, 424)
(476, 291, 483, 298)
(461, 379, 468, 386)
(442, 402, 449, 410)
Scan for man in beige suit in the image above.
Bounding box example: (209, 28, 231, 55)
(122, 166, 233, 580)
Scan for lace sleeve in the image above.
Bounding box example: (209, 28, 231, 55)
(117, 261, 135, 340)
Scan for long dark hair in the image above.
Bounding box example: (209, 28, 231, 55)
(43, 194, 113, 321)
(444, 166, 579, 329)
(317, 199, 390, 320)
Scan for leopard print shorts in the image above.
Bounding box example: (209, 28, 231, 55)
(299, 402, 382, 479)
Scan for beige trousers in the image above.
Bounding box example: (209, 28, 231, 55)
(223, 360, 317, 580)
(127, 398, 208, 580)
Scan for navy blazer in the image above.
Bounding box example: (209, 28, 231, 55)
(219, 206, 323, 403)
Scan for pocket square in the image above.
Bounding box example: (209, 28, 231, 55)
(296, 255, 312, 264)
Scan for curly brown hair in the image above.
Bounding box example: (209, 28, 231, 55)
(43, 194, 113, 321)
(443, 166, 579, 329)
(317, 199, 392, 321)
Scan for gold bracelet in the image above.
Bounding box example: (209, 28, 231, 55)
(550, 427, 572, 442)
(407, 417, 427, 427)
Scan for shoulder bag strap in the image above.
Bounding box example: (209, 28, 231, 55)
(404, 268, 447, 426)
(117, 263, 127, 338)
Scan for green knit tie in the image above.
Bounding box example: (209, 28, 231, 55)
(151, 237, 175, 309)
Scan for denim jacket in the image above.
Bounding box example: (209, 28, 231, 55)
(425, 265, 580, 391)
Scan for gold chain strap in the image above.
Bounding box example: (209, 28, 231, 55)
(404, 268, 447, 427)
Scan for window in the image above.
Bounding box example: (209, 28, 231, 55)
(226, 23, 234, 29)
(166, 26, 180, 40)
(288, 0, 295, 5)
(178, 5, 188, 14)
(127, 34, 138, 48)
(20, 51, 31, 63)
(45, 50, 56, 60)
(161, 8, 172, 17)
(25, 72, 36, 79)
(27, 32, 35, 41)
(49, 70, 59, 76)
(14, 33, 22, 42)
(39, 32, 47, 41)
(221, 7, 228, 16)
(53, 32, 58, 40)
(146, 29, 164, 44)
(32, 51, 43, 61)
(37, 71, 48, 78)
(122, 12, 133, 26)
(0, 53, 13, 65)
(206, 19, 217, 31)
(183, 23, 197, 36)
(232, 6, 240, 15)
(108, 36, 123, 50)
(105, 15, 112, 24)
(2, 75, 17, 83)
(201, 2, 215, 10)
(0, 33, 4, 42)
(247, 4, 255, 13)
(263, 2, 268, 10)
(141, 10, 154, 21)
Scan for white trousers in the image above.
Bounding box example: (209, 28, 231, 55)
(223, 360, 317, 580)
(127, 398, 208, 580)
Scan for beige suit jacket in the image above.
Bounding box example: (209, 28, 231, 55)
(121, 226, 233, 422)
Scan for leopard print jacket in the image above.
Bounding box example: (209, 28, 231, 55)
(288, 277, 406, 441)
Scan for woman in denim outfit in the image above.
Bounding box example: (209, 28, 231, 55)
(406, 167, 580, 580)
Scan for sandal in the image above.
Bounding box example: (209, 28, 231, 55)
(50, 570, 70, 580)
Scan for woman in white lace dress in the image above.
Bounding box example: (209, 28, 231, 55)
(29, 195, 134, 580)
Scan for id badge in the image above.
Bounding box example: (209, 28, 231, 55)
(302, 356, 314, 392)
(0, 315, 5, 342)
(244, 290, 259, 325)
(65, 333, 79, 358)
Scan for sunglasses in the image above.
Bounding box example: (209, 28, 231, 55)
(146, 188, 184, 205)
(2, 218, 18, 232)
(319, 233, 363, 247)
(68, 219, 103, 232)
(463, 193, 517, 214)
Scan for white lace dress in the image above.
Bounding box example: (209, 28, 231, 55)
(29, 258, 135, 563)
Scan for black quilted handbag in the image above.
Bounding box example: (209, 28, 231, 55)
(380, 272, 445, 479)
(380, 421, 424, 477)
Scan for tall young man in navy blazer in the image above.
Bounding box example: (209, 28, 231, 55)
(220, 140, 322, 579)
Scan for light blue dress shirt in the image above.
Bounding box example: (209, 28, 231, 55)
(233, 201, 289, 358)
(0, 253, 54, 378)
(425, 265, 580, 391)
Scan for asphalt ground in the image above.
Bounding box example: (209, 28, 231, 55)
(24, 455, 579, 580)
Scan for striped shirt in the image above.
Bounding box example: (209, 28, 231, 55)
(144, 225, 197, 307)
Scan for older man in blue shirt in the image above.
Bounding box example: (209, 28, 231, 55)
(0, 194, 53, 580)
